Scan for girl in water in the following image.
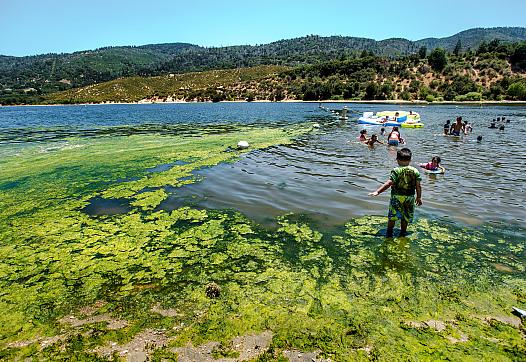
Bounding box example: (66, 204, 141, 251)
(358, 129, 369, 142)
(419, 156, 441, 171)
(387, 126, 404, 146)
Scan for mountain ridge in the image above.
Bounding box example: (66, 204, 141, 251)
(1, 27, 525, 104)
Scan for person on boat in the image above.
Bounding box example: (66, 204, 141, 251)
(419, 156, 441, 171)
(358, 129, 369, 142)
(449, 117, 465, 136)
(365, 134, 384, 147)
(393, 112, 400, 122)
(387, 126, 404, 146)
(443, 120, 451, 135)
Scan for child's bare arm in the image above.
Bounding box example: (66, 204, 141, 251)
(369, 180, 393, 196)
(415, 181, 422, 205)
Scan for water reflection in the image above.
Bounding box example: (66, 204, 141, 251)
(3, 102, 526, 227)
(156, 104, 526, 227)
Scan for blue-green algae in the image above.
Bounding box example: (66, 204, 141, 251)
(0, 124, 525, 361)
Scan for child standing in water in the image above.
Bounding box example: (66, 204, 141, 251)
(369, 148, 422, 237)
(387, 126, 404, 146)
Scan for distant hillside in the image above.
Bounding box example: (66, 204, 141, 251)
(45, 44, 526, 104)
(416, 27, 526, 52)
(1, 27, 526, 104)
(47, 65, 287, 104)
(0, 43, 200, 96)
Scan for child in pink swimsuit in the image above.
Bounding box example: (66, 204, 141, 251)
(419, 156, 441, 171)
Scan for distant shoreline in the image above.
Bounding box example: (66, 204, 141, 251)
(2, 99, 526, 107)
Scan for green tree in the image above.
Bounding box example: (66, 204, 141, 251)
(453, 40, 462, 56)
(510, 42, 526, 71)
(428, 48, 448, 72)
(507, 81, 526, 100)
(364, 82, 379, 100)
(379, 82, 393, 100)
(477, 41, 488, 54)
(418, 46, 427, 59)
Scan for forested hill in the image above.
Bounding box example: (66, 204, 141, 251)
(416, 27, 526, 52)
(1, 27, 526, 104)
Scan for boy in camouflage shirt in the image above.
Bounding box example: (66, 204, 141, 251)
(369, 148, 422, 237)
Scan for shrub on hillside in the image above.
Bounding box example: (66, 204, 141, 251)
(454, 92, 482, 101)
(507, 81, 526, 100)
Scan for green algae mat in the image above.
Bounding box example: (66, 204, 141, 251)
(1, 124, 525, 361)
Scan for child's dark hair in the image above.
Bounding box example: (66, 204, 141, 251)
(446, 120, 450, 124)
(432, 156, 441, 164)
(397, 148, 412, 161)
(360, 129, 367, 134)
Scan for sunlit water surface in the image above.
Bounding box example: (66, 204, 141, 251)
(1, 102, 525, 228)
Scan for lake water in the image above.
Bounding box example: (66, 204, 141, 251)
(1, 102, 525, 228)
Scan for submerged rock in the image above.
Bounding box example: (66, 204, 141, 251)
(206, 283, 221, 298)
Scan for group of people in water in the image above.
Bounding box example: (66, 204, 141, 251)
(442, 116, 473, 136)
(442, 115, 509, 142)
(488, 116, 510, 130)
(363, 112, 510, 237)
(358, 126, 405, 147)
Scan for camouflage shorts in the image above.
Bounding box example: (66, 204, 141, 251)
(388, 194, 416, 222)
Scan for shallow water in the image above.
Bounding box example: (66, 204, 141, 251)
(2, 103, 526, 360)
(1, 102, 525, 227)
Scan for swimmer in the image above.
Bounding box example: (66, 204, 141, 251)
(488, 120, 497, 129)
(380, 127, 386, 136)
(365, 134, 384, 147)
(358, 129, 369, 142)
(419, 156, 441, 171)
(463, 121, 473, 134)
(477, 135, 483, 142)
(443, 120, 451, 135)
(499, 125, 505, 131)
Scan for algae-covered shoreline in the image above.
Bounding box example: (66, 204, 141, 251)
(1, 122, 525, 361)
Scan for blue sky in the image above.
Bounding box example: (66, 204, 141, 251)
(1, 0, 525, 56)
